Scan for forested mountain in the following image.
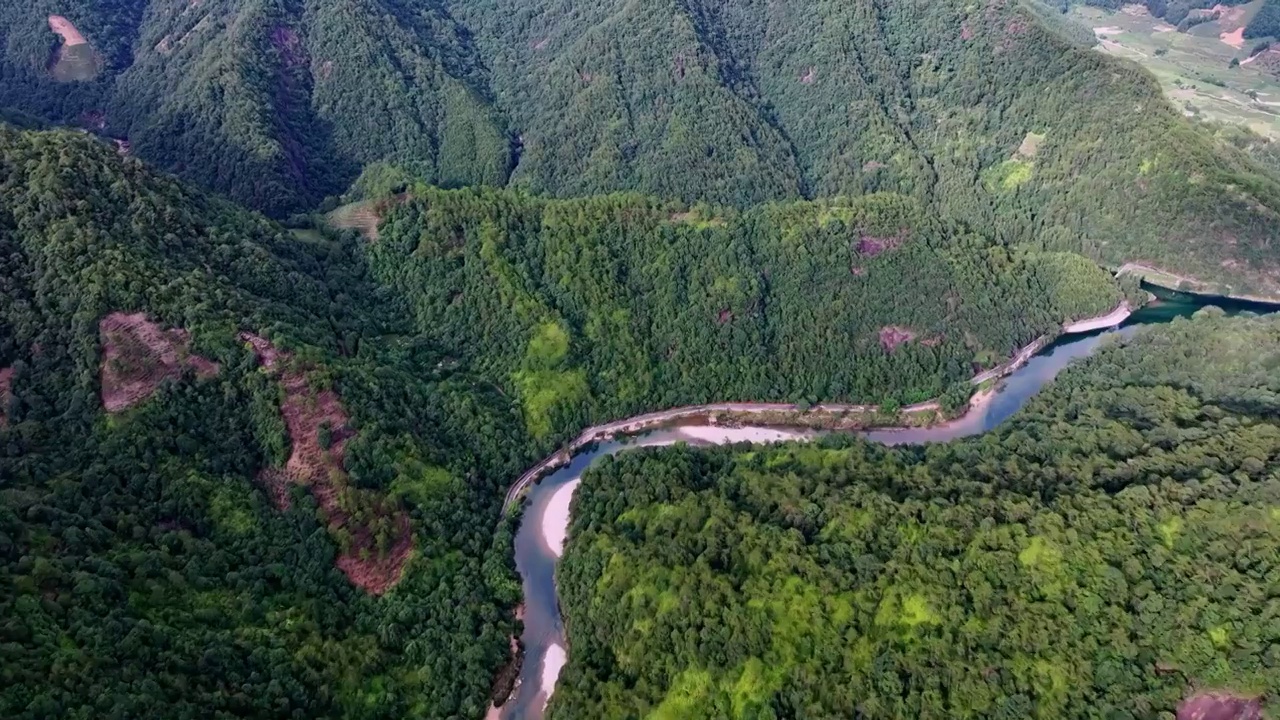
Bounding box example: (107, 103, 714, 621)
(0, 125, 1133, 717)
(2, 0, 1280, 294)
(0, 0, 511, 216)
(453, 0, 1280, 297)
(0, 126, 530, 718)
(371, 187, 1124, 436)
(556, 310, 1280, 719)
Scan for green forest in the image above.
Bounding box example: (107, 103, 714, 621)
(1, 0, 1280, 715)
(0, 124, 1125, 718)
(0, 126, 532, 718)
(555, 310, 1280, 719)
(1246, 0, 1280, 40)
(1, 0, 1279, 294)
(371, 186, 1124, 435)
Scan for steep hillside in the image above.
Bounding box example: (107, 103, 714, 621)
(0, 0, 510, 216)
(0, 126, 529, 718)
(369, 186, 1125, 439)
(455, 0, 1280, 295)
(2, 0, 1279, 294)
(556, 310, 1280, 719)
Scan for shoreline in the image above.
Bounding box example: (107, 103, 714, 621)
(1116, 262, 1280, 305)
(490, 300, 1133, 718)
(500, 301, 1131, 514)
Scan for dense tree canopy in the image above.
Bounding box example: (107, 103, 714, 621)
(0, 0, 1278, 714)
(555, 310, 1280, 719)
(372, 186, 1125, 438)
(1245, 0, 1280, 40)
(0, 0, 1278, 295)
(0, 126, 530, 719)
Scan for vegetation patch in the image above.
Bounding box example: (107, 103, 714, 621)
(983, 158, 1034, 191)
(242, 333, 413, 595)
(0, 367, 12, 427)
(1177, 691, 1263, 720)
(99, 312, 220, 413)
(878, 325, 919, 351)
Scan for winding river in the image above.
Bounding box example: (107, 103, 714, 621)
(496, 288, 1279, 719)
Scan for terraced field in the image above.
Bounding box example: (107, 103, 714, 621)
(1074, 2, 1280, 137)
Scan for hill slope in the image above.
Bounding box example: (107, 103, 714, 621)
(453, 0, 1280, 295)
(369, 186, 1126, 438)
(2, 0, 1279, 294)
(557, 310, 1280, 718)
(0, 125, 1136, 715)
(0, 126, 529, 718)
(0, 0, 511, 216)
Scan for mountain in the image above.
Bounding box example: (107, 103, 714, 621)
(0, 0, 511, 216)
(2, 0, 1279, 295)
(0, 126, 528, 718)
(556, 310, 1280, 718)
(370, 187, 1125, 437)
(0, 124, 1133, 717)
(453, 0, 1280, 296)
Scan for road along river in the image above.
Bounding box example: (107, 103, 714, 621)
(494, 288, 1279, 719)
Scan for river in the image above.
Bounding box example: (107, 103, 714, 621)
(496, 287, 1278, 719)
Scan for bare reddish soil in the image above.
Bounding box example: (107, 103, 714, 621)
(1178, 692, 1263, 720)
(328, 193, 409, 241)
(242, 332, 413, 595)
(48, 15, 88, 46)
(855, 229, 908, 257)
(99, 312, 220, 413)
(270, 25, 306, 68)
(879, 326, 919, 351)
(0, 367, 14, 427)
(1220, 26, 1245, 49)
(800, 66, 816, 84)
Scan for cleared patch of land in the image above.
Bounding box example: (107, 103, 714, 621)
(243, 332, 413, 594)
(47, 15, 87, 45)
(326, 193, 408, 240)
(878, 325, 918, 351)
(99, 312, 220, 413)
(1075, 3, 1280, 138)
(1177, 691, 1263, 720)
(47, 15, 100, 82)
(0, 366, 13, 427)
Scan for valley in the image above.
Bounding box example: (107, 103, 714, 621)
(1, 0, 1280, 718)
(499, 287, 1280, 719)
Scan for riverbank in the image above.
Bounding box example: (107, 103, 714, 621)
(494, 290, 1280, 720)
(1117, 262, 1280, 304)
(500, 301, 1131, 513)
